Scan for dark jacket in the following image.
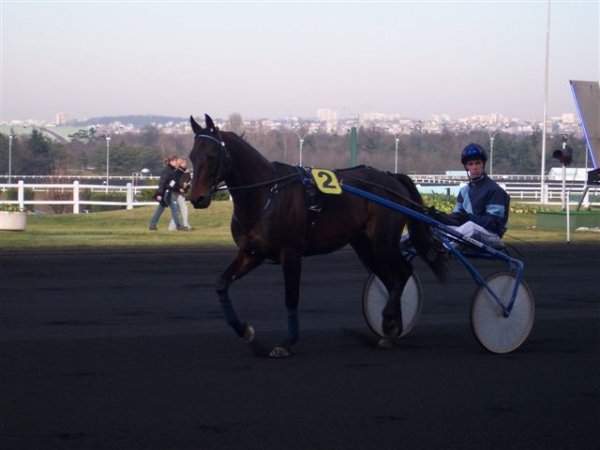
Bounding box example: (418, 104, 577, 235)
(171, 168, 191, 195)
(451, 174, 509, 236)
(153, 164, 177, 206)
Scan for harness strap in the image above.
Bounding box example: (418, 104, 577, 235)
(227, 173, 298, 191)
(195, 134, 225, 147)
(232, 171, 303, 232)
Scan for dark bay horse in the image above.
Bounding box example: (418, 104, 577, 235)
(189, 114, 447, 357)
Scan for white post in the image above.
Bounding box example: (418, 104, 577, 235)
(566, 188, 571, 243)
(582, 189, 590, 208)
(294, 129, 308, 166)
(18, 180, 24, 210)
(8, 135, 13, 184)
(394, 137, 399, 174)
(489, 135, 495, 177)
(561, 165, 566, 210)
(126, 182, 133, 210)
(105, 135, 111, 193)
(73, 180, 80, 214)
(540, 0, 551, 204)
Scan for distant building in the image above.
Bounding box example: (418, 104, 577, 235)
(56, 112, 69, 125)
(317, 108, 338, 132)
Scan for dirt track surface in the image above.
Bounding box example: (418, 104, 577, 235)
(1, 243, 599, 450)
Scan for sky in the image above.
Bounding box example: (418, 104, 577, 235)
(1, 1, 598, 123)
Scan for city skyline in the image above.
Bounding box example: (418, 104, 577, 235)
(1, 1, 598, 123)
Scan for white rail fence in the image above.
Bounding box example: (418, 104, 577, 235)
(1, 178, 599, 214)
(0, 181, 156, 214)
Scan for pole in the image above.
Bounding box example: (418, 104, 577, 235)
(294, 129, 307, 166)
(394, 137, 399, 174)
(105, 135, 111, 192)
(566, 187, 571, 243)
(540, 0, 551, 204)
(480, 123, 501, 178)
(350, 127, 357, 166)
(489, 135, 494, 177)
(8, 135, 13, 184)
(561, 164, 566, 210)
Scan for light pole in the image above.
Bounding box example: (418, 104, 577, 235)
(105, 135, 111, 192)
(8, 134, 13, 183)
(388, 129, 400, 174)
(394, 136, 399, 174)
(481, 124, 501, 177)
(294, 129, 308, 166)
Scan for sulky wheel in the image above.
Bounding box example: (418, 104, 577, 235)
(362, 273, 423, 338)
(470, 272, 535, 354)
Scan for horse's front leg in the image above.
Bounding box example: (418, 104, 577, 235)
(268, 248, 302, 358)
(216, 250, 264, 345)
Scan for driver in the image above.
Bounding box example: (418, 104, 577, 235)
(432, 143, 510, 247)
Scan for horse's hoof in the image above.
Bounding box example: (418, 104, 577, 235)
(382, 324, 400, 338)
(378, 338, 395, 349)
(269, 346, 291, 358)
(243, 325, 255, 343)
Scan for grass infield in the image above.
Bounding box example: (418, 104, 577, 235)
(1, 200, 598, 251)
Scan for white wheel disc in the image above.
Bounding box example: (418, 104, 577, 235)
(470, 272, 535, 354)
(362, 273, 423, 338)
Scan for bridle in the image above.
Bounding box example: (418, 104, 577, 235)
(194, 131, 299, 194)
(194, 133, 230, 195)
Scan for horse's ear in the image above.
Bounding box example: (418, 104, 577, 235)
(190, 115, 202, 134)
(205, 114, 217, 133)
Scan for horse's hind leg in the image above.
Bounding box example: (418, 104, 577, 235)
(271, 248, 303, 357)
(378, 248, 415, 346)
(353, 236, 412, 347)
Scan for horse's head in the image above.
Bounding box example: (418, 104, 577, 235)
(188, 114, 228, 209)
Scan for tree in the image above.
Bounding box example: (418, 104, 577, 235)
(68, 128, 95, 141)
(0, 133, 10, 174)
(3, 125, 588, 178)
(140, 126, 161, 148)
(91, 140, 164, 176)
(227, 113, 244, 135)
(22, 129, 54, 174)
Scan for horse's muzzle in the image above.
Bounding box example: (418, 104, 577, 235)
(191, 196, 211, 209)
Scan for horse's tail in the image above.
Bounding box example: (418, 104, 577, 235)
(392, 173, 448, 282)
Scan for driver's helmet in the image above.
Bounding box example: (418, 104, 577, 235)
(461, 143, 488, 165)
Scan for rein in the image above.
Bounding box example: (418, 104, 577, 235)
(339, 170, 427, 212)
(227, 173, 299, 191)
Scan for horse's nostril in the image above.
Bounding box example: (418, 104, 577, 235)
(192, 196, 210, 209)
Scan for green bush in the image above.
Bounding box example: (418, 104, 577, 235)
(422, 193, 456, 213)
(1, 187, 35, 201)
(213, 189, 231, 201)
(138, 189, 156, 202)
(89, 192, 126, 212)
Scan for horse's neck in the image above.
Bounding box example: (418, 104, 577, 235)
(225, 136, 275, 188)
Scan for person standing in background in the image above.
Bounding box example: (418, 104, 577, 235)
(169, 158, 194, 231)
(148, 155, 183, 231)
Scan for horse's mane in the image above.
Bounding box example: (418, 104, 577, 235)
(222, 130, 272, 166)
